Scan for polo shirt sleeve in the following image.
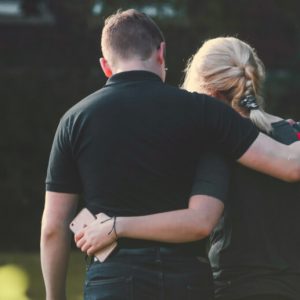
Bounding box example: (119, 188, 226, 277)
(193, 93, 259, 160)
(191, 152, 231, 204)
(45, 117, 82, 194)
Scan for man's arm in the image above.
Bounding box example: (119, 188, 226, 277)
(75, 195, 223, 255)
(40, 192, 79, 300)
(238, 132, 300, 182)
(199, 96, 300, 182)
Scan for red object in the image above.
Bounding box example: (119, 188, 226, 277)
(297, 132, 300, 140)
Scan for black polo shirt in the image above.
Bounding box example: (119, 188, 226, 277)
(46, 70, 258, 253)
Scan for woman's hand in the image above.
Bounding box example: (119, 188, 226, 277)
(74, 216, 117, 256)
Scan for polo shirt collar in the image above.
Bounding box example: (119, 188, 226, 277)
(106, 70, 162, 85)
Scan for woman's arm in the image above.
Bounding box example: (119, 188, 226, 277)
(117, 195, 223, 242)
(75, 195, 224, 255)
(75, 153, 230, 256)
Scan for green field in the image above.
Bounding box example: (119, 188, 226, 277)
(0, 251, 85, 300)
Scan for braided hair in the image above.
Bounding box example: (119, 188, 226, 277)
(182, 37, 273, 133)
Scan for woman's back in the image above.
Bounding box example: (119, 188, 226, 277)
(209, 122, 300, 300)
(182, 36, 300, 300)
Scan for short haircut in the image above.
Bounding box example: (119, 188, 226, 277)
(101, 9, 165, 65)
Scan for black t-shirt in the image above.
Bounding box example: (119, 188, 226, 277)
(46, 70, 257, 253)
(194, 121, 300, 299)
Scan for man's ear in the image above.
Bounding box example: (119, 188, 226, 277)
(99, 57, 113, 78)
(157, 42, 166, 65)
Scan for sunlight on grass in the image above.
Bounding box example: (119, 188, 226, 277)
(0, 251, 85, 300)
(0, 264, 30, 300)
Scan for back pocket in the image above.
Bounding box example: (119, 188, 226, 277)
(187, 285, 214, 300)
(84, 275, 133, 300)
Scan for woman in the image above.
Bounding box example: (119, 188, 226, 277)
(76, 37, 300, 300)
(182, 37, 300, 300)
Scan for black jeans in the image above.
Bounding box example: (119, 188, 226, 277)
(221, 296, 291, 300)
(84, 247, 214, 300)
(238, 296, 291, 300)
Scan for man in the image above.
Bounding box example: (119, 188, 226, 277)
(41, 9, 300, 300)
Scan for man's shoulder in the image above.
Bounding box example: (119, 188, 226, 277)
(59, 84, 215, 125)
(60, 88, 106, 122)
(161, 84, 213, 105)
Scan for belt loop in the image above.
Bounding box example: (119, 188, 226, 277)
(85, 254, 94, 270)
(155, 246, 161, 263)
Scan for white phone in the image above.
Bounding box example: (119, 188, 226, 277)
(70, 208, 117, 262)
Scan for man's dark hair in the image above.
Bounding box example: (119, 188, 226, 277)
(101, 9, 165, 64)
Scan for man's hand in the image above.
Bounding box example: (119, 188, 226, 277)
(75, 217, 117, 256)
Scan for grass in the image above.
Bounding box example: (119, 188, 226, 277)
(0, 251, 85, 300)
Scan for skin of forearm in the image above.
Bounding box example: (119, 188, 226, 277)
(40, 223, 72, 300)
(239, 133, 300, 182)
(116, 208, 212, 243)
(75, 196, 223, 255)
(288, 142, 300, 181)
(40, 192, 79, 300)
(269, 142, 300, 181)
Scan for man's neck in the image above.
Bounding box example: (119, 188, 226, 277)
(112, 60, 162, 80)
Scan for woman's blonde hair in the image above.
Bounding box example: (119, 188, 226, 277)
(182, 37, 273, 133)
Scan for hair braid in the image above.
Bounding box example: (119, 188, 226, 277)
(182, 37, 273, 133)
(240, 61, 272, 133)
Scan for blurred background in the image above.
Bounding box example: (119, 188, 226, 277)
(0, 0, 299, 299)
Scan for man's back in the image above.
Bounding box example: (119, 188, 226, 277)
(46, 70, 257, 218)
(47, 71, 207, 216)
